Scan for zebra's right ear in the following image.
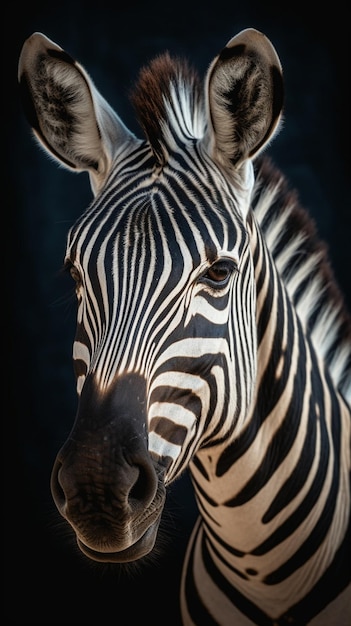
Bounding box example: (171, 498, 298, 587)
(203, 28, 284, 171)
(18, 32, 137, 195)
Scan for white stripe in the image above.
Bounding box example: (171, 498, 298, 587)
(148, 431, 181, 460)
(149, 402, 196, 430)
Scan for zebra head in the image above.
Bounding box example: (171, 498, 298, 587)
(18, 29, 283, 563)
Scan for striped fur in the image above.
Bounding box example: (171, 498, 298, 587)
(19, 29, 351, 625)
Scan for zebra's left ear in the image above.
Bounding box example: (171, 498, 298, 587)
(203, 28, 284, 170)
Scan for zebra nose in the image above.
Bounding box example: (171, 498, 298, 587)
(50, 441, 159, 519)
(49, 373, 162, 540)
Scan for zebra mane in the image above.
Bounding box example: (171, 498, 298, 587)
(130, 53, 205, 164)
(253, 156, 351, 402)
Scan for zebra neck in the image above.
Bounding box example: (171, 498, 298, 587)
(188, 220, 351, 619)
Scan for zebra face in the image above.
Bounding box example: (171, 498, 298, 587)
(50, 150, 257, 562)
(19, 28, 283, 562)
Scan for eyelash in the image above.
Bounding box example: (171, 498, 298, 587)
(200, 259, 237, 287)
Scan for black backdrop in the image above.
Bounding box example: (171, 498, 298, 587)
(5, 2, 350, 624)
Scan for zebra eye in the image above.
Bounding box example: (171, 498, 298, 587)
(202, 260, 236, 285)
(69, 265, 81, 284)
(64, 261, 82, 291)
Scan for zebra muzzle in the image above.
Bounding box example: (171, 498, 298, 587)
(50, 373, 167, 562)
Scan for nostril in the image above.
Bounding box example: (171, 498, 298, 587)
(50, 458, 66, 512)
(127, 455, 159, 509)
(129, 467, 148, 502)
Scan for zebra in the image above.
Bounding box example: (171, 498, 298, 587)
(18, 27, 351, 625)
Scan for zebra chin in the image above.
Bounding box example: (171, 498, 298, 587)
(76, 520, 162, 563)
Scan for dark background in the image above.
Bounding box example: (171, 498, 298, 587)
(5, 2, 350, 624)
